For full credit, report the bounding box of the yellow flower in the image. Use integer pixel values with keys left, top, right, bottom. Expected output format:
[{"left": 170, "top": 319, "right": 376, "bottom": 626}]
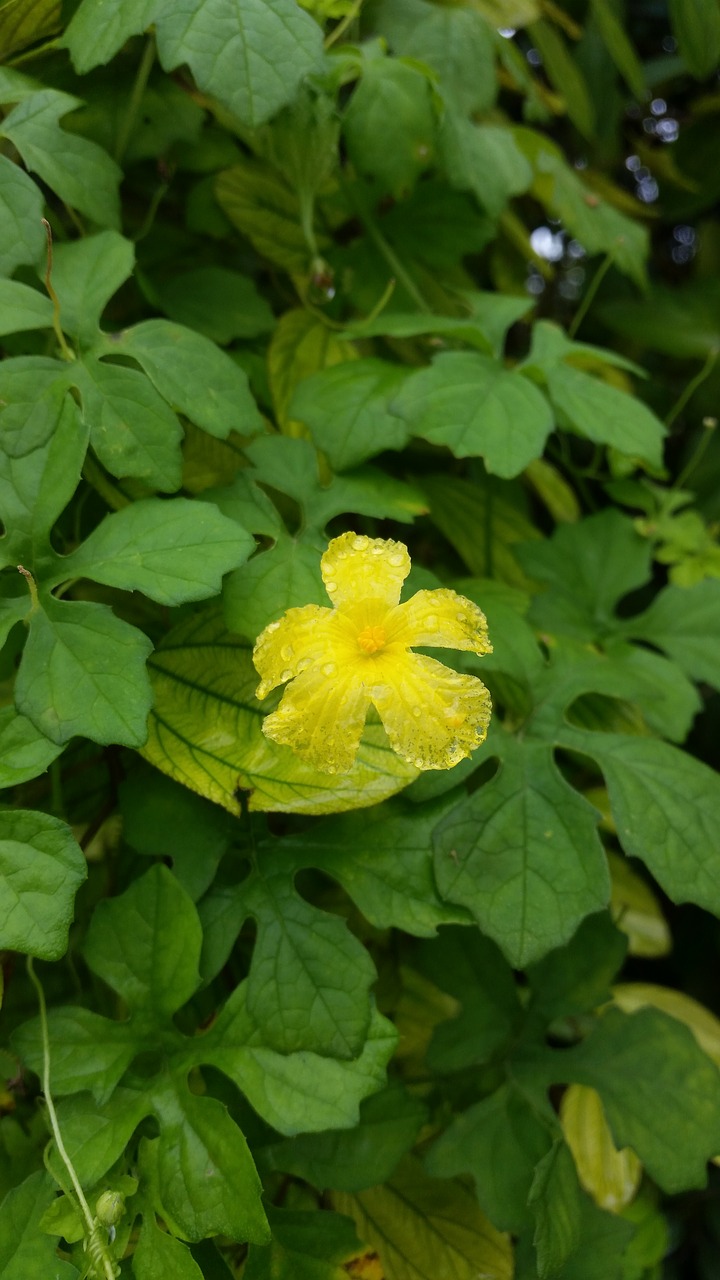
[{"left": 252, "top": 532, "right": 492, "bottom": 775}]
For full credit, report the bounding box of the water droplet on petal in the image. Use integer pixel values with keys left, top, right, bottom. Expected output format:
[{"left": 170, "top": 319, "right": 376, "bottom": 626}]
[
  {"left": 326, "top": 581, "right": 338, "bottom": 593},
  {"left": 352, "top": 535, "right": 369, "bottom": 550},
  {"left": 389, "top": 553, "right": 405, "bottom": 566},
  {"left": 412, "top": 706, "right": 422, "bottom": 717},
  {"left": 456, "top": 611, "right": 466, "bottom": 622},
  {"left": 266, "top": 621, "right": 281, "bottom": 633},
  {"left": 280, "top": 668, "right": 293, "bottom": 682},
  {"left": 371, "top": 545, "right": 384, "bottom": 555},
  {"left": 280, "top": 644, "right": 294, "bottom": 660},
  {"left": 323, "top": 662, "right": 336, "bottom": 676},
  {"left": 425, "top": 615, "right": 438, "bottom": 630},
  {"left": 297, "top": 657, "right": 312, "bottom": 672}
]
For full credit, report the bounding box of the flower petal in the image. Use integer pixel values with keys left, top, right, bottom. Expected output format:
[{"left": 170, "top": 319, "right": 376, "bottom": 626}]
[
  {"left": 386, "top": 588, "right": 492, "bottom": 657},
  {"left": 262, "top": 667, "right": 371, "bottom": 774},
  {"left": 321, "top": 532, "right": 411, "bottom": 609},
  {"left": 253, "top": 604, "right": 336, "bottom": 700},
  {"left": 370, "top": 653, "right": 492, "bottom": 770}
]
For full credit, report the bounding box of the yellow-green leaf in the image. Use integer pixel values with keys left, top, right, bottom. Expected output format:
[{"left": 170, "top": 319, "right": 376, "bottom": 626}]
[
  {"left": 612, "top": 983, "right": 720, "bottom": 1069},
  {"left": 560, "top": 1084, "right": 642, "bottom": 1213},
  {"left": 141, "top": 607, "right": 418, "bottom": 815},
  {"left": 267, "top": 308, "right": 358, "bottom": 434},
  {"left": 216, "top": 157, "right": 324, "bottom": 274},
  {"left": 0, "top": 0, "right": 61, "bottom": 60},
  {"left": 607, "top": 852, "right": 671, "bottom": 958},
  {"left": 333, "top": 1158, "right": 512, "bottom": 1280}
]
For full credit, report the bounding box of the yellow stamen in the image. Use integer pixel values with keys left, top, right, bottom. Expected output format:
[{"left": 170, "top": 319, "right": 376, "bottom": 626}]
[{"left": 357, "top": 624, "right": 386, "bottom": 655}]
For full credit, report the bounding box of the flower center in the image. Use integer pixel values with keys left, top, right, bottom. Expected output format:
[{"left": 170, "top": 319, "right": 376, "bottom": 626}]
[{"left": 357, "top": 624, "right": 387, "bottom": 655}]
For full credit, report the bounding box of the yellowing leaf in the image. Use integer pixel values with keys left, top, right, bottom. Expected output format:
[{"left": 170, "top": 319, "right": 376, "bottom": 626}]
[
  {"left": 612, "top": 983, "right": 720, "bottom": 1069},
  {"left": 333, "top": 1158, "right": 512, "bottom": 1280},
  {"left": 268, "top": 309, "right": 359, "bottom": 434},
  {"left": 216, "top": 157, "right": 319, "bottom": 273},
  {"left": 607, "top": 852, "right": 671, "bottom": 958},
  {"left": 393, "top": 966, "right": 460, "bottom": 1077},
  {"left": 560, "top": 1084, "right": 642, "bottom": 1213},
  {"left": 141, "top": 607, "right": 418, "bottom": 815}
]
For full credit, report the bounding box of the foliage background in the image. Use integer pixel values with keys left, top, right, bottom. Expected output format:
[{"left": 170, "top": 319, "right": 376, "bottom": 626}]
[{"left": 2, "top": 0, "right": 720, "bottom": 1276}]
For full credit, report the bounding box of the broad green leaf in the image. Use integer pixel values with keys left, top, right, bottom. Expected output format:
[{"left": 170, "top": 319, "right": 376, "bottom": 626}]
[
  {"left": 434, "top": 737, "right": 610, "bottom": 966},
  {"left": 261, "top": 1085, "right": 427, "bottom": 1192},
  {"left": 0, "top": 810, "right": 86, "bottom": 960},
  {"left": 284, "top": 800, "right": 470, "bottom": 937},
  {"left": 16, "top": 596, "right": 153, "bottom": 747},
  {"left": 53, "top": 497, "right": 254, "bottom": 605},
  {"left": 244, "top": 1209, "right": 359, "bottom": 1280},
  {"left": 515, "top": 1194, "right": 636, "bottom": 1280},
  {"left": 529, "top": 1141, "right": 584, "bottom": 1279},
  {"left": 232, "top": 859, "right": 376, "bottom": 1057},
  {"left": 526, "top": 913, "right": 627, "bottom": 1023},
  {"left": 155, "top": 0, "right": 324, "bottom": 128},
  {"left": 527, "top": 19, "right": 595, "bottom": 137},
  {"left": 291, "top": 359, "right": 409, "bottom": 470},
  {"left": 108, "top": 319, "right": 262, "bottom": 439},
  {"left": 623, "top": 579, "right": 720, "bottom": 689},
  {"left": 608, "top": 853, "right": 671, "bottom": 959},
  {"left": 73, "top": 357, "right": 183, "bottom": 491},
  {"left": 83, "top": 865, "right": 201, "bottom": 1019},
  {"left": 341, "top": 292, "right": 532, "bottom": 357},
  {"left": 0, "top": 706, "right": 62, "bottom": 788},
  {"left": 51, "top": 230, "right": 134, "bottom": 347},
  {"left": 440, "top": 114, "right": 533, "bottom": 218},
  {"left": 599, "top": 281, "right": 720, "bottom": 359},
  {"left": 151, "top": 1076, "right": 269, "bottom": 1243},
  {"left": 426, "top": 1084, "right": 554, "bottom": 1234},
  {"left": 564, "top": 1007, "right": 720, "bottom": 1193},
  {"left": 0, "top": 0, "right": 62, "bottom": 61},
  {"left": 333, "top": 1157, "right": 512, "bottom": 1280},
  {"left": 0, "top": 154, "right": 46, "bottom": 277},
  {"left": 668, "top": 0, "right": 720, "bottom": 79},
  {"left": 598, "top": 640, "right": 700, "bottom": 744},
  {"left": 421, "top": 927, "right": 522, "bottom": 1072},
  {"left": 0, "top": 280, "right": 52, "bottom": 335},
  {"left": 1, "top": 89, "right": 121, "bottom": 227},
  {"left": 142, "top": 607, "right": 418, "bottom": 815},
  {"left": 383, "top": 1, "right": 497, "bottom": 116},
  {"left": 378, "top": 182, "right": 495, "bottom": 272},
  {"left": 224, "top": 528, "right": 327, "bottom": 638},
  {"left": 562, "top": 729, "right": 720, "bottom": 917},
  {"left": 267, "top": 309, "right": 358, "bottom": 432},
  {"left": 589, "top": 0, "right": 646, "bottom": 99},
  {"left": 53, "top": 1088, "right": 150, "bottom": 1182},
  {"left": 196, "top": 988, "right": 397, "bottom": 1134},
  {"left": 216, "top": 159, "right": 312, "bottom": 274},
  {"left": 519, "top": 509, "right": 652, "bottom": 641},
  {"left": 612, "top": 983, "right": 720, "bottom": 1068},
  {"left": 133, "top": 1215, "right": 204, "bottom": 1280},
  {"left": 64, "top": 0, "right": 167, "bottom": 73},
  {"left": 154, "top": 265, "right": 274, "bottom": 344},
  {"left": 422, "top": 474, "right": 541, "bottom": 588},
  {"left": 560, "top": 1085, "right": 642, "bottom": 1214},
  {"left": 0, "top": 387, "right": 88, "bottom": 557},
  {"left": 0, "top": 1171, "right": 77, "bottom": 1280},
  {"left": 343, "top": 58, "right": 436, "bottom": 196},
  {"left": 529, "top": 362, "right": 665, "bottom": 468},
  {"left": 13, "top": 1007, "right": 137, "bottom": 1102},
  {"left": 393, "top": 352, "right": 553, "bottom": 478}
]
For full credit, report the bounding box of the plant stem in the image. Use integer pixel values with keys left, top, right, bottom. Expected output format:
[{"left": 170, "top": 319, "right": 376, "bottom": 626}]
[
  {"left": 664, "top": 348, "right": 720, "bottom": 430},
  {"left": 673, "top": 415, "right": 718, "bottom": 491},
  {"left": 325, "top": 0, "right": 364, "bottom": 49},
  {"left": 114, "top": 35, "right": 155, "bottom": 164},
  {"left": 41, "top": 219, "right": 74, "bottom": 362},
  {"left": 341, "top": 177, "right": 431, "bottom": 313},
  {"left": 568, "top": 250, "right": 614, "bottom": 340}
]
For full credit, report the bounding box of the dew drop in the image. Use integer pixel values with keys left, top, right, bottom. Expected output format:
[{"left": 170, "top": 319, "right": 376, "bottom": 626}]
[
  {"left": 297, "top": 657, "right": 312, "bottom": 672},
  {"left": 414, "top": 757, "right": 425, "bottom": 768},
  {"left": 280, "top": 644, "right": 294, "bottom": 660},
  {"left": 326, "top": 581, "right": 338, "bottom": 593},
  {"left": 425, "top": 615, "right": 438, "bottom": 630},
  {"left": 352, "top": 535, "right": 369, "bottom": 550},
  {"left": 389, "top": 552, "right": 405, "bottom": 567},
  {"left": 266, "top": 621, "right": 281, "bottom": 633},
  {"left": 323, "top": 662, "right": 337, "bottom": 676},
  {"left": 412, "top": 706, "right": 422, "bottom": 717},
  {"left": 280, "top": 668, "right": 293, "bottom": 682},
  {"left": 371, "top": 545, "right": 384, "bottom": 555}
]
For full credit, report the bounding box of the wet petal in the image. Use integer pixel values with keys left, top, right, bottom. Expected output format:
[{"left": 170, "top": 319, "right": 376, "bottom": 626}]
[
  {"left": 321, "top": 532, "right": 411, "bottom": 609},
  {"left": 262, "top": 666, "right": 371, "bottom": 774},
  {"left": 370, "top": 653, "right": 492, "bottom": 770},
  {"left": 253, "top": 604, "right": 336, "bottom": 700},
  {"left": 386, "top": 588, "right": 492, "bottom": 657}
]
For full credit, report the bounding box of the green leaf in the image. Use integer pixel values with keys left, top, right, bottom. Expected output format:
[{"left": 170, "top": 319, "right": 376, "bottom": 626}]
[
  {"left": 16, "top": 596, "right": 154, "bottom": 748},
  {"left": 244, "top": 1209, "right": 360, "bottom": 1280},
  {"left": 527, "top": 19, "right": 595, "bottom": 137},
  {"left": 519, "top": 509, "right": 652, "bottom": 641},
  {"left": 0, "top": 1171, "right": 77, "bottom": 1280},
  {"left": 53, "top": 497, "right": 254, "bottom": 605},
  {"left": 197, "top": 989, "right": 396, "bottom": 1135},
  {"left": 215, "top": 158, "right": 311, "bottom": 274},
  {"left": 261, "top": 1084, "right": 427, "bottom": 1192},
  {"left": 387, "top": 3, "right": 497, "bottom": 116},
  {"left": 344, "top": 58, "right": 436, "bottom": 196},
  {"left": 142, "top": 608, "right": 418, "bottom": 815},
  {"left": 1, "top": 89, "right": 121, "bottom": 227},
  {"left": 440, "top": 114, "right": 533, "bottom": 218},
  {"left": 0, "top": 280, "right": 52, "bottom": 336},
  {"left": 108, "top": 318, "right": 262, "bottom": 439},
  {"left": 341, "top": 292, "right": 531, "bottom": 357},
  {"left": 623, "top": 579, "right": 720, "bottom": 689},
  {"left": 527, "top": 363, "right": 665, "bottom": 469},
  {"left": 426, "top": 1084, "right": 553, "bottom": 1234},
  {"left": 53, "top": 1088, "right": 150, "bottom": 1182},
  {"left": 154, "top": 265, "right": 274, "bottom": 344},
  {"left": 83, "top": 865, "right": 201, "bottom": 1019},
  {"left": 133, "top": 1215, "right": 204, "bottom": 1280},
  {"left": 51, "top": 230, "right": 134, "bottom": 347},
  {"left": 589, "top": 0, "right": 646, "bottom": 99},
  {"left": 420, "top": 927, "right": 522, "bottom": 1072},
  {"left": 434, "top": 737, "right": 609, "bottom": 966},
  {"left": 151, "top": 1076, "right": 269, "bottom": 1243},
  {"left": 0, "top": 810, "right": 86, "bottom": 960},
  {"left": 526, "top": 913, "right": 627, "bottom": 1023},
  {"left": 564, "top": 1007, "right": 720, "bottom": 1193},
  {"left": 64, "top": 0, "right": 166, "bottom": 73},
  {"left": 422, "top": 474, "right": 541, "bottom": 588},
  {"left": 333, "top": 1157, "right": 513, "bottom": 1280},
  {"left": 223, "top": 527, "right": 327, "bottom": 639},
  {"left": 0, "top": 154, "right": 46, "bottom": 277},
  {"left": 393, "top": 352, "right": 553, "bottom": 478},
  {"left": 291, "top": 359, "right": 409, "bottom": 471},
  {"left": 74, "top": 357, "right": 183, "bottom": 491},
  {"left": 0, "top": 706, "right": 62, "bottom": 789},
  {"left": 14, "top": 1007, "right": 137, "bottom": 1102},
  {"left": 668, "top": 0, "right": 720, "bottom": 80},
  {"left": 155, "top": 0, "right": 324, "bottom": 128},
  {"left": 561, "top": 729, "right": 720, "bottom": 918},
  {"left": 0, "top": 0, "right": 62, "bottom": 62},
  {"left": 232, "top": 858, "right": 376, "bottom": 1057},
  {"left": 529, "top": 1141, "right": 584, "bottom": 1279}
]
